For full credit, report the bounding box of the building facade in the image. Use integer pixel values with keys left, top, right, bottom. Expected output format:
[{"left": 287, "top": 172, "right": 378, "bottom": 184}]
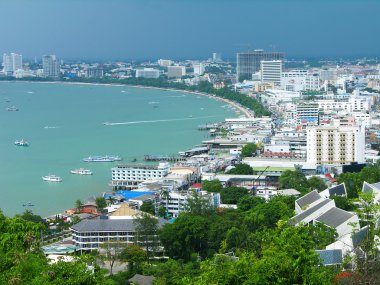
[
  {"left": 135, "top": 68, "right": 160, "bottom": 79},
  {"left": 111, "top": 163, "right": 170, "bottom": 190},
  {"left": 42, "top": 55, "right": 60, "bottom": 79},
  {"left": 306, "top": 125, "right": 365, "bottom": 165},
  {"left": 85, "top": 67, "right": 104, "bottom": 78},
  {"left": 167, "top": 66, "right": 186, "bottom": 78},
  {"left": 236, "top": 49, "right": 284, "bottom": 80},
  {"left": 261, "top": 60, "right": 282, "bottom": 84},
  {"left": 2, "top": 53, "right": 22, "bottom": 76},
  {"left": 296, "top": 102, "right": 319, "bottom": 125}
]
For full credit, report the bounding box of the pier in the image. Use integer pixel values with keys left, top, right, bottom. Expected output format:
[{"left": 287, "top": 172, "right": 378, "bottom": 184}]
[
  {"left": 144, "top": 155, "right": 186, "bottom": 162},
  {"left": 198, "top": 123, "right": 220, "bottom": 130}
]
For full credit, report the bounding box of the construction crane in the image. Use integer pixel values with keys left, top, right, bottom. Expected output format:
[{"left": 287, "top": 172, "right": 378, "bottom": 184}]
[{"left": 251, "top": 166, "right": 270, "bottom": 195}]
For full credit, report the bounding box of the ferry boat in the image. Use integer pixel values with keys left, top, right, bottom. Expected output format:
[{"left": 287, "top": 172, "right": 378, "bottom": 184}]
[
  {"left": 42, "top": 175, "right": 62, "bottom": 182},
  {"left": 83, "top": 155, "right": 122, "bottom": 162},
  {"left": 14, "top": 139, "right": 29, "bottom": 146},
  {"left": 71, "top": 168, "right": 93, "bottom": 175},
  {"left": 7, "top": 106, "right": 19, "bottom": 111}
]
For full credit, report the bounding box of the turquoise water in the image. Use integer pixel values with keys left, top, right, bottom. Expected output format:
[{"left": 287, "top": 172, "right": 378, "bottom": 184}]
[{"left": 0, "top": 82, "right": 235, "bottom": 217}]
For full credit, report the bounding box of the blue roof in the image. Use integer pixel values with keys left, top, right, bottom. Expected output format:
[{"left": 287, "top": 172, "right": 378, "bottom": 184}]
[
  {"left": 316, "top": 249, "right": 343, "bottom": 265},
  {"left": 116, "top": 190, "right": 154, "bottom": 200}
]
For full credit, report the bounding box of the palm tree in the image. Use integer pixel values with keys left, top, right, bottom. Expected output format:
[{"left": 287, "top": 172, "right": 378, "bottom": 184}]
[
  {"left": 75, "top": 199, "right": 83, "bottom": 213},
  {"left": 106, "top": 196, "right": 117, "bottom": 206},
  {"left": 159, "top": 189, "right": 170, "bottom": 218}
]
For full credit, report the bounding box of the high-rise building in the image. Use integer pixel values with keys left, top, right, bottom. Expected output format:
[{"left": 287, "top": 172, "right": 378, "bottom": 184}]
[
  {"left": 158, "top": 59, "right": 173, "bottom": 67},
  {"left": 135, "top": 68, "right": 160, "bottom": 79},
  {"left": 212, "top": 52, "right": 222, "bottom": 62},
  {"left": 296, "top": 101, "right": 319, "bottom": 126},
  {"left": 167, "top": 66, "right": 186, "bottom": 78},
  {"left": 306, "top": 125, "right": 365, "bottom": 165},
  {"left": 85, "top": 66, "right": 104, "bottom": 78},
  {"left": 236, "top": 49, "right": 284, "bottom": 81},
  {"left": 261, "top": 60, "right": 282, "bottom": 84},
  {"left": 281, "top": 70, "right": 320, "bottom": 91},
  {"left": 193, "top": 63, "right": 205, "bottom": 75},
  {"left": 42, "top": 55, "right": 60, "bottom": 79},
  {"left": 2, "top": 53, "right": 23, "bottom": 76}
]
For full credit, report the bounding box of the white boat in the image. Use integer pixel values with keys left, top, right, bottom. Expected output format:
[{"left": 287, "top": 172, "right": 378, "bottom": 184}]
[
  {"left": 15, "top": 139, "right": 29, "bottom": 146},
  {"left": 7, "top": 106, "right": 19, "bottom": 111},
  {"left": 42, "top": 175, "right": 62, "bottom": 182},
  {"left": 83, "top": 155, "right": 122, "bottom": 162},
  {"left": 71, "top": 168, "right": 93, "bottom": 175}
]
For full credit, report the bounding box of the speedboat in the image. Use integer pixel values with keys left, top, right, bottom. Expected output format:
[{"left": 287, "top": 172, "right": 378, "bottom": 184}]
[
  {"left": 71, "top": 168, "right": 93, "bottom": 175},
  {"left": 42, "top": 175, "right": 62, "bottom": 182},
  {"left": 15, "top": 139, "right": 29, "bottom": 146},
  {"left": 22, "top": 202, "right": 35, "bottom": 207},
  {"left": 7, "top": 106, "right": 19, "bottom": 111}
]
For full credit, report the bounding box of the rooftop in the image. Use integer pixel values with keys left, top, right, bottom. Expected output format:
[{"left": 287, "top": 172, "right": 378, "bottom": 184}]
[
  {"left": 296, "top": 190, "right": 321, "bottom": 209},
  {"left": 315, "top": 207, "right": 354, "bottom": 228}
]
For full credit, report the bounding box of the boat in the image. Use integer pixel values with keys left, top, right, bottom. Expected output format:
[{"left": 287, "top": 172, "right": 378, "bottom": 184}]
[
  {"left": 7, "top": 106, "right": 19, "bottom": 111},
  {"left": 71, "top": 168, "right": 93, "bottom": 175},
  {"left": 83, "top": 155, "right": 122, "bottom": 162},
  {"left": 131, "top": 158, "right": 137, "bottom": 162},
  {"left": 22, "top": 202, "right": 34, "bottom": 207},
  {"left": 14, "top": 139, "right": 29, "bottom": 146},
  {"left": 42, "top": 175, "right": 62, "bottom": 182}
]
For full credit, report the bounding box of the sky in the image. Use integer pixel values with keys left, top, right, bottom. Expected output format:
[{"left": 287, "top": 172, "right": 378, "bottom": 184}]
[{"left": 0, "top": 0, "right": 379, "bottom": 61}]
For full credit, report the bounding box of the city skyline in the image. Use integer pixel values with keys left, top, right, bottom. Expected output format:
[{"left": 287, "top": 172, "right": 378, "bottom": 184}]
[{"left": 0, "top": 0, "right": 379, "bottom": 60}]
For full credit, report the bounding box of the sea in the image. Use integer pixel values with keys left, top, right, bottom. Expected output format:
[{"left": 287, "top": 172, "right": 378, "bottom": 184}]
[{"left": 0, "top": 81, "right": 237, "bottom": 217}]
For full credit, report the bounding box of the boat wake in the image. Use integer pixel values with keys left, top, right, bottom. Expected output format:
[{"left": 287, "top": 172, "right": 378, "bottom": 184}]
[
  {"left": 103, "top": 115, "right": 216, "bottom": 126},
  {"left": 44, "top": 126, "right": 60, "bottom": 129},
  {"left": 148, "top": 101, "right": 160, "bottom": 104},
  {"left": 167, "top": 95, "right": 186, "bottom": 98}
]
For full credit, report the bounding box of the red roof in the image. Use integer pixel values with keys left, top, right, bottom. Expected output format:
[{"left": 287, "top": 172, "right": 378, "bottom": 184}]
[{"left": 191, "top": 183, "right": 202, "bottom": 189}]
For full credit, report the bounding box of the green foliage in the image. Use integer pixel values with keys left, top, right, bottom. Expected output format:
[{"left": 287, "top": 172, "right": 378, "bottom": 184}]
[
  {"left": 157, "top": 206, "right": 166, "bottom": 218},
  {"left": 202, "top": 179, "right": 222, "bottom": 193},
  {"left": 240, "top": 143, "right": 257, "bottom": 158},
  {"left": 307, "top": 176, "right": 328, "bottom": 191},
  {"left": 183, "top": 190, "right": 215, "bottom": 216},
  {"left": 133, "top": 213, "right": 159, "bottom": 263},
  {"left": 95, "top": 197, "right": 107, "bottom": 210},
  {"left": 119, "top": 244, "right": 147, "bottom": 275},
  {"left": 332, "top": 196, "right": 355, "bottom": 211},
  {"left": 237, "top": 195, "right": 266, "bottom": 211},
  {"left": 75, "top": 199, "right": 83, "bottom": 213},
  {"left": 140, "top": 200, "right": 155, "bottom": 215},
  {"left": 17, "top": 209, "right": 45, "bottom": 224},
  {"left": 220, "top": 187, "right": 249, "bottom": 204},
  {"left": 279, "top": 170, "right": 309, "bottom": 194},
  {"left": 226, "top": 163, "right": 253, "bottom": 175}
]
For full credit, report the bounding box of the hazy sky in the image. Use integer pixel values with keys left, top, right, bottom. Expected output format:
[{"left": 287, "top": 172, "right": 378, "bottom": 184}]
[{"left": 0, "top": 0, "right": 379, "bottom": 60}]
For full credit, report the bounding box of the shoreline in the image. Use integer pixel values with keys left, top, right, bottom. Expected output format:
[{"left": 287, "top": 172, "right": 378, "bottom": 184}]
[{"left": 3, "top": 80, "right": 254, "bottom": 118}]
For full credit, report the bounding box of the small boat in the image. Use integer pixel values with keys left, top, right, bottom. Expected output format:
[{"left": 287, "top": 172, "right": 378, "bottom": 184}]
[
  {"left": 7, "top": 106, "right": 19, "bottom": 111},
  {"left": 15, "top": 139, "right": 29, "bottom": 146},
  {"left": 131, "top": 158, "right": 137, "bottom": 162},
  {"left": 23, "top": 202, "right": 34, "bottom": 207},
  {"left": 71, "top": 168, "right": 93, "bottom": 175},
  {"left": 42, "top": 175, "right": 62, "bottom": 182},
  {"left": 83, "top": 155, "right": 122, "bottom": 162}
]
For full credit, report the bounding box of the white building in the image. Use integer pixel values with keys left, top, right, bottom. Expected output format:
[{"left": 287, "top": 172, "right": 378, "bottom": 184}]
[
  {"left": 158, "top": 59, "right": 173, "bottom": 67},
  {"left": 111, "top": 163, "right": 170, "bottom": 190},
  {"left": 2, "top": 53, "right": 22, "bottom": 76},
  {"left": 317, "top": 96, "right": 371, "bottom": 113},
  {"left": 135, "top": 68, "right": 160, "bottom": 79},
  {"left": 42, "top": 55, "right": 60, "bottom": 78},
  {"left": 280, "top": 70, "right": 320, "bottom": 91},
  {"left": 193, "top": 62, "right": 205, "bottom": 75},
  {"left": 306, "top": 125, "right": 365, "bottom": 165},
  {"left": 167, "top": 66, "right": 186, "bottom": 78},
  {"left": 296, "top": 101, "right": 319, "bottom": 125},
  {"left": 261, "top": 60, "right": 282, "bottom": 84}
]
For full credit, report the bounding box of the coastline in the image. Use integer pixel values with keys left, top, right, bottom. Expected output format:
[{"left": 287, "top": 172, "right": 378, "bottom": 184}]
[{"left": 3, "top": 80, "right": 254, "bottom": 118}]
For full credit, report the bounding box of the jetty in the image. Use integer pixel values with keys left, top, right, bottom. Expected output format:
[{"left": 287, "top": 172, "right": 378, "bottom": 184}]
[
  {"left": 198, "top": 123, "right": 220, "bottom": 130},
  {"left": 144, "top": 155, "right": 186, "bottom": 162}
]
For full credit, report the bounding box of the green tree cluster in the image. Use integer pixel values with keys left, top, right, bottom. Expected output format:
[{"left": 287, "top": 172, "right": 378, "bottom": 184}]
[
  {"left": 279, "top": 170, "right": 327, "bottom": 194},
  {"left": 226, "top": 163, "right": 253, "bottom": 175},
  {"left": 240, "top": 143, "right": 257, "bottom": 157}
]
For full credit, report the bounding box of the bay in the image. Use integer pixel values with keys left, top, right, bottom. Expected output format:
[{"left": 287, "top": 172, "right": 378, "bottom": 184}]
[{"left": 0, "top": 82, "right": 235, "bottom": 217}]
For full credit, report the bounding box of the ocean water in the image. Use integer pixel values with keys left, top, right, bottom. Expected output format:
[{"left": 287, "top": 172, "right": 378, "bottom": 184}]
[{"left": 0, "top": 82, "right": 236, "bottom": 217}]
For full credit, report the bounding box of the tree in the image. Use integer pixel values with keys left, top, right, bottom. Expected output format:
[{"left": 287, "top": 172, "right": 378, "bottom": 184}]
[
  {"left": 220, "top": 187, "right": 249, "bottom": 204},
  {"left": 307, "top": 176, "right": 328, "bottom": 191},
  {"left": 18, "top": 209, "right": 45, "bottom": 224},
  {"left": 237, "top": 196, "right": 265, "bottom": 211},
  {"left": 202, "top": 179, "right": 223, "bottom": 193},
  {"left": 140, "top": 200, "right": 155, "bottom": 215},
  {"left": 241, "top": 143, "right": 257, "bottom": 158},
  {"left": 157, "top": 206, "right": 166, "bottom": 218},
  {"left": 332, "top": 196, "right": 355, "bottom": 211},
  {"left": 279, "top": 170, "right": 309, "bottom": 194},
  {"left": 133, "top": 213, "right": 159, "bottom": 263},
  {"left": 120, "top": 244, "right": 147, "bottom": 274},
  {"left": 184, "top": 190, "right": 215, "bottom": 216},
  {"left": 75, "top": 199, "right": 83, "bottom": 213},
  {"left": 95, "top": 197, "right": 107, "bottom": 210},
  {"left": 100, "top": 241, "right": 127, "bottom": 275},
  {"left": 226, "top": 163, "right": 253, "bottom": 175}
]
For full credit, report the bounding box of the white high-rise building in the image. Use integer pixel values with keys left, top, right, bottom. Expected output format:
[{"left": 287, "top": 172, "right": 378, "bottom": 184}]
[
  {"left": 261, "top": 60, "right": 282, "bottom": 84},
  {"left": 306, "top": 125, "right": 365, "bottom": 165},
  {"left": 212, "top": 52, "right": 221, "bottom": 62},
  {"left": 281, "top": 70, "right": 320, "bottom": 91},
  {"left": 42, "top": 55, "right": 60, "bottom": 79},
  {"left": 2, "top": 53, "right": 23, "bottom": 76},
  {"left": 135, "top": 68, "right": 160, "bottom": 79},
  {"left": 158, "top": 59, "right": 173, "bottom": 67},
  {"left": 193, "top": 63, "right": 205, "bottom": 75},
  {"left": 167, "top": 66, "right": 186, "bottom": 78}
]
